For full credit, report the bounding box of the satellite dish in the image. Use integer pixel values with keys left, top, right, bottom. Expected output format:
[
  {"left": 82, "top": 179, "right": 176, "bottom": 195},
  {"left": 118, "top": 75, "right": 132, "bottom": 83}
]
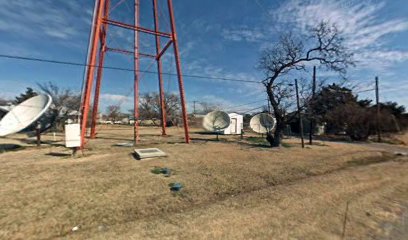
[
  {"left": 0, "top": 94, "right": 52, "bottom": 137},
  {"left": 0, "top": 105, "right": 10, "bottom": 112},
  {"left": 0, "top": 106, "right": 9, "bottom": 120},
  {"left": 203, "top": 111, "right": 230, "bottom": 132},
  {"left": 250, "top": 113, "right": 276, "bottom": 133}
]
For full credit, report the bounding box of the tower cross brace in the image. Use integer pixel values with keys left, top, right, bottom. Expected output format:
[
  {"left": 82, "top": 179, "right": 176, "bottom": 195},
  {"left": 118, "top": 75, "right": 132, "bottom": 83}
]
[{"left": 80, "top": 0, "right": 190, "bottom": 148}]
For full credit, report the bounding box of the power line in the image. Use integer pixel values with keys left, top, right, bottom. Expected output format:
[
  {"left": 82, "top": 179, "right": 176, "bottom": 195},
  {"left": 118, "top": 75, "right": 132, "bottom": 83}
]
[
  {"left": 380, "top": 85, "right": 408, "bottom": 93},
  {"left": 228, "top": 99, "right": 268, "bottom": 109},
  {"left": 355, "top": 88, "right": 375, "bottom": 94},
  {"left": 2, "top": 54, "right": 393, "bottom": 96},
  {"left": 241, "top": 106, "right": 265, "bottom": 113},
  {"left": 189, "top": 98, "right": 267, "bottom": 111},
  {"left": 0, "top": 53, "right": 262, "bottom": 84}
]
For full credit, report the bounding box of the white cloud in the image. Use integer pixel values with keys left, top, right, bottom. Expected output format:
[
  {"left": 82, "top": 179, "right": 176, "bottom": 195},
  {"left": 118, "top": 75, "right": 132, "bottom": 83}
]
[
  {"left": 99, "top": 93, "right": 132, "bottom": 114},
  {"left": 222, "top": 27, "right": 265, "bottom": 42},
  {"left": 355, "top": 50, "right": 408, "bottom": 69},
  {"left": 182, "top": 58, "right": 264, "bottom": 96},
  {"left": 199, "top": 95, "right": 234, "bottom": 108},
  {"left": 0, "top": 1, "right": 89, "bottom": 40},
  {"left": 100, "top": 93, "right": 130, "bottom": 102},
  {"left": 272, "top": 0, "right": 408, "bottom": 71}
]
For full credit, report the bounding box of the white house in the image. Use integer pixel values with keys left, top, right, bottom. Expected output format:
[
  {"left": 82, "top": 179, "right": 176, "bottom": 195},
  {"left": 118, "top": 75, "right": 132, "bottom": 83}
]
[{"left": 223, "top": 113, "right": 243, "bottom": 135}]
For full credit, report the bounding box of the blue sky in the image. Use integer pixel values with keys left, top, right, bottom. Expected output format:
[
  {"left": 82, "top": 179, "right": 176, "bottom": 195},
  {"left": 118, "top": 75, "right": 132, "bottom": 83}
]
[{"left": 0, "top": 0, "right": 407, "bottom": 113}]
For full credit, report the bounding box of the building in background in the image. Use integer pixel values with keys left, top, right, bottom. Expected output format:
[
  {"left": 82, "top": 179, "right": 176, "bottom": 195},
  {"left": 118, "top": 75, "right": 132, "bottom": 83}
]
[{"left": 224, "top": 113, "right": 243, "bottom": 135}]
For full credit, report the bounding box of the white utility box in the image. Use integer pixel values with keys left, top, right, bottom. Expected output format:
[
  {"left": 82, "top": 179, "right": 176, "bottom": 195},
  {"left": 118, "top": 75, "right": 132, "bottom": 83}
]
[{"left": 65, "top": 123, "right": 81, "bottom": 148}]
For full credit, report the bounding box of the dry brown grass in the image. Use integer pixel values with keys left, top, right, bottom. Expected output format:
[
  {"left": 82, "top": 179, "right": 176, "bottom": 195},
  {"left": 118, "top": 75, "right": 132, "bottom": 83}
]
[
  {"left": 393, "top": 131, "right": 408, "bottom": 145},
  {"left": 0, "top": 126, "right": 407, "bottom": 239}
]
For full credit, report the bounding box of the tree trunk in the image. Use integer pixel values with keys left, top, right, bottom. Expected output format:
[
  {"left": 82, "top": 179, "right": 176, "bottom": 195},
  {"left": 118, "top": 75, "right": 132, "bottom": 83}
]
[
  {"left": 266, "top": 120, "right": 283, "bottom": 147},
  {"left": 265, "top": 83, "right": 283, "bottom": 147}
]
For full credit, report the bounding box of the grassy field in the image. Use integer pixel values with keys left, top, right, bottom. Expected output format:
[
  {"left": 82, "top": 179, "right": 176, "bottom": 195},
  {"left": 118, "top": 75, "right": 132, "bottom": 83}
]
[{"left": 0, "top": 126, "right": 407, "bottom": 239}]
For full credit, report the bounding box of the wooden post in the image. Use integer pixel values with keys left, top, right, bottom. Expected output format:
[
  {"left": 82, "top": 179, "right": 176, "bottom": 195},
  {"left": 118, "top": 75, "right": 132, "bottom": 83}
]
[
  {"left": 295, "top": 79, "right": 305, "bottom": 148},
  {"left": 72, "top": 148, "right": 78, "bottom": 157},
  {"left": 309, "top": 66, "right": 316, "bottom": 145},
  {"left": 341, "top": 201, "right": 350, "bottom": 239},
  {"left": 193, "top": 101, "right": 197, "bottom": 115},
  {"left": 375, "top": 76, "right": 381, "bottom": 142},
  {"left": 36, "top": 121, "right": 41, "bottom": 147}
]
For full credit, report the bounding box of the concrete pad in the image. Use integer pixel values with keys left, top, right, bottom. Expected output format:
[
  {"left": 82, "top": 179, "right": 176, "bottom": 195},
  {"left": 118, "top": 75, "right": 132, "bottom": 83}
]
[
  {"left": 114, "top": 142, "right": 134, "bottom": 147},
  {"left": 134, "top": 148, "right": 166, "bottom": 159}
]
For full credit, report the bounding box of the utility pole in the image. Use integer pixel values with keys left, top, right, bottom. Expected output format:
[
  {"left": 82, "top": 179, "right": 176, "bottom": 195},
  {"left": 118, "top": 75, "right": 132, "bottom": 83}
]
[
  {"left": 309, "top": 66, "right": 316, "bottom": 145},
  {"left": 193, "top": 101, "right": 197, "bottom": 115},
  {"left": 375, "top": 76, "right": 381, "bottom": 142},
  {"left": 295, "top": 79, "right": 305, "bottom": 148}
]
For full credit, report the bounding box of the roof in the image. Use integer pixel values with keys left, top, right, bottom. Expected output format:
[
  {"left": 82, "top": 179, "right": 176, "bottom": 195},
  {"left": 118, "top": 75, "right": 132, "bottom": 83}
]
[{"left": 228, "top": 112, "right": 243, "bottom": 117}]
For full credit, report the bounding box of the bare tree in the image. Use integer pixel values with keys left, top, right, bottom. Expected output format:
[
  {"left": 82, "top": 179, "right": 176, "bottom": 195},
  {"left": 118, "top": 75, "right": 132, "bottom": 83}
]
[
  {"left": 38, "top": 82, "right": 81, "bottom": 130},
  {"left": 138, "top": 92, "right": 180, "bottom": 126},
  {"left": 199, "top": 102, "right": 218, "bottom": 114},
  {"left": 259, "top": 21, "right": 353, "bottom": 147},
  {"left": 163, "top": 93, "right": 181, "bottom": 126},
  {"left": 139, "top": 93, "right": 157, "bottom": 124},
  {"left": 106, "top": 105, "right": 121, "bottom": 122},
  {"left": 14, "top": 87, "right": 38, "bottom": 104}
]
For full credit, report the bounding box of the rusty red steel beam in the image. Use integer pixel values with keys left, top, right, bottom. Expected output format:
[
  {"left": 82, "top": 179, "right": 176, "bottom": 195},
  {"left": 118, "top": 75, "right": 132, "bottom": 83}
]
[
  {"left": 167, "top": 0, "right": 190, "bottom": 143},
  {"left": 140, "top": 52, "right": 157, "bottom": 58},
  {"left": 106, "top": 47, "right": 156, "bottom": 58},
  {"left": 80, "top": 0, "right": 106, "bottom": 149},
  {"left": 153, "top": 0, "right": 167, "bottom": 136},
  {"left": 133, "top": 0, "right": 141, "bottom": 144},
  {"left": 106, "top": 47, "right": 133, "bottom": 55},
  {"left": 90, "top": 0, "right": 111, "bottom": 139},
  {"left": 102, "top": 18, "right": 171, "bottom": 38},
  {"left": 156, "top": 39, "right": 173, "bottom": 60}
]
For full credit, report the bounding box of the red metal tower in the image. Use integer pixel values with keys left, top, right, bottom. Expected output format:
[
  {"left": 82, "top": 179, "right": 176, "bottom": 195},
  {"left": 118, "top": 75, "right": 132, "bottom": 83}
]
[{"left": 80, "top": 0, "right": 190, "bottom": 148}]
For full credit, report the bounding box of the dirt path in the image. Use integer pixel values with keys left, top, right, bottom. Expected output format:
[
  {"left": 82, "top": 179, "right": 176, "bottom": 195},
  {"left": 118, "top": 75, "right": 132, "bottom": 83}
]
[{"left": 357, "top": 142, "right": 408, "bottom": 154}]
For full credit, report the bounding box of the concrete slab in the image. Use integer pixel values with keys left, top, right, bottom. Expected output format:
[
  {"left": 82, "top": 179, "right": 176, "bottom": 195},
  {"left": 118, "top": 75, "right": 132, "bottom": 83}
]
[
  {"left": 114, "top": 142, "right": 134, "bottom": 147},
  {"left": 134, "top": 148, "right": 166, "bottom": 159}
]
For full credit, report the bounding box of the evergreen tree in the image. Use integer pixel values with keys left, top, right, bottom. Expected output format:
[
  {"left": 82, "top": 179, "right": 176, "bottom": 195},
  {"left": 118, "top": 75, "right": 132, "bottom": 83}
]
[{"left": 14, "top": 87, "right": 38, "bottom": 104}]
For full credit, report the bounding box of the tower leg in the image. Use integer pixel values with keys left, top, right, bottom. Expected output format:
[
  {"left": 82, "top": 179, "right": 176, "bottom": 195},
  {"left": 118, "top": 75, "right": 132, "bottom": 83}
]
[
  {"left": 153, "top": 0, "right": 167, "bottom": 136},
  {"left": 90, "top": 48, "right": 106, "bottom": 138},
  {"left": 80, "top": 0, "right": 106, "bottom": 149},
  {"left": 167, "top": 0, "right": 190, "bottom": 143},
  {"left": 90, "top": 0, "right": 110, "bottom": 139},
  {"left": 133, "top": 0, "right": 141, "bottom": 144}
]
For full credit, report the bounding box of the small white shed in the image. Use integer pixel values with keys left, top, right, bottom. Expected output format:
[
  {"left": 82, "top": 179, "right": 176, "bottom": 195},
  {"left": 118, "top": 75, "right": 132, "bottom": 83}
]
[{"left": 223, "top": 113, "right": 243, "bottom": 135}]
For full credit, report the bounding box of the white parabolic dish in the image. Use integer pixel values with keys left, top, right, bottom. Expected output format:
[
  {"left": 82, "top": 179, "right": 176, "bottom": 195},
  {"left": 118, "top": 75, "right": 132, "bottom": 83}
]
[
  {"left": 250, "top": 113, "right": 276, "bottom": 133},
  {"left": 203, "top": 111, "right": 231, "bottom": 131},
  {"left": 0, "top": 94, "right": 52, "bottom": 137}
]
